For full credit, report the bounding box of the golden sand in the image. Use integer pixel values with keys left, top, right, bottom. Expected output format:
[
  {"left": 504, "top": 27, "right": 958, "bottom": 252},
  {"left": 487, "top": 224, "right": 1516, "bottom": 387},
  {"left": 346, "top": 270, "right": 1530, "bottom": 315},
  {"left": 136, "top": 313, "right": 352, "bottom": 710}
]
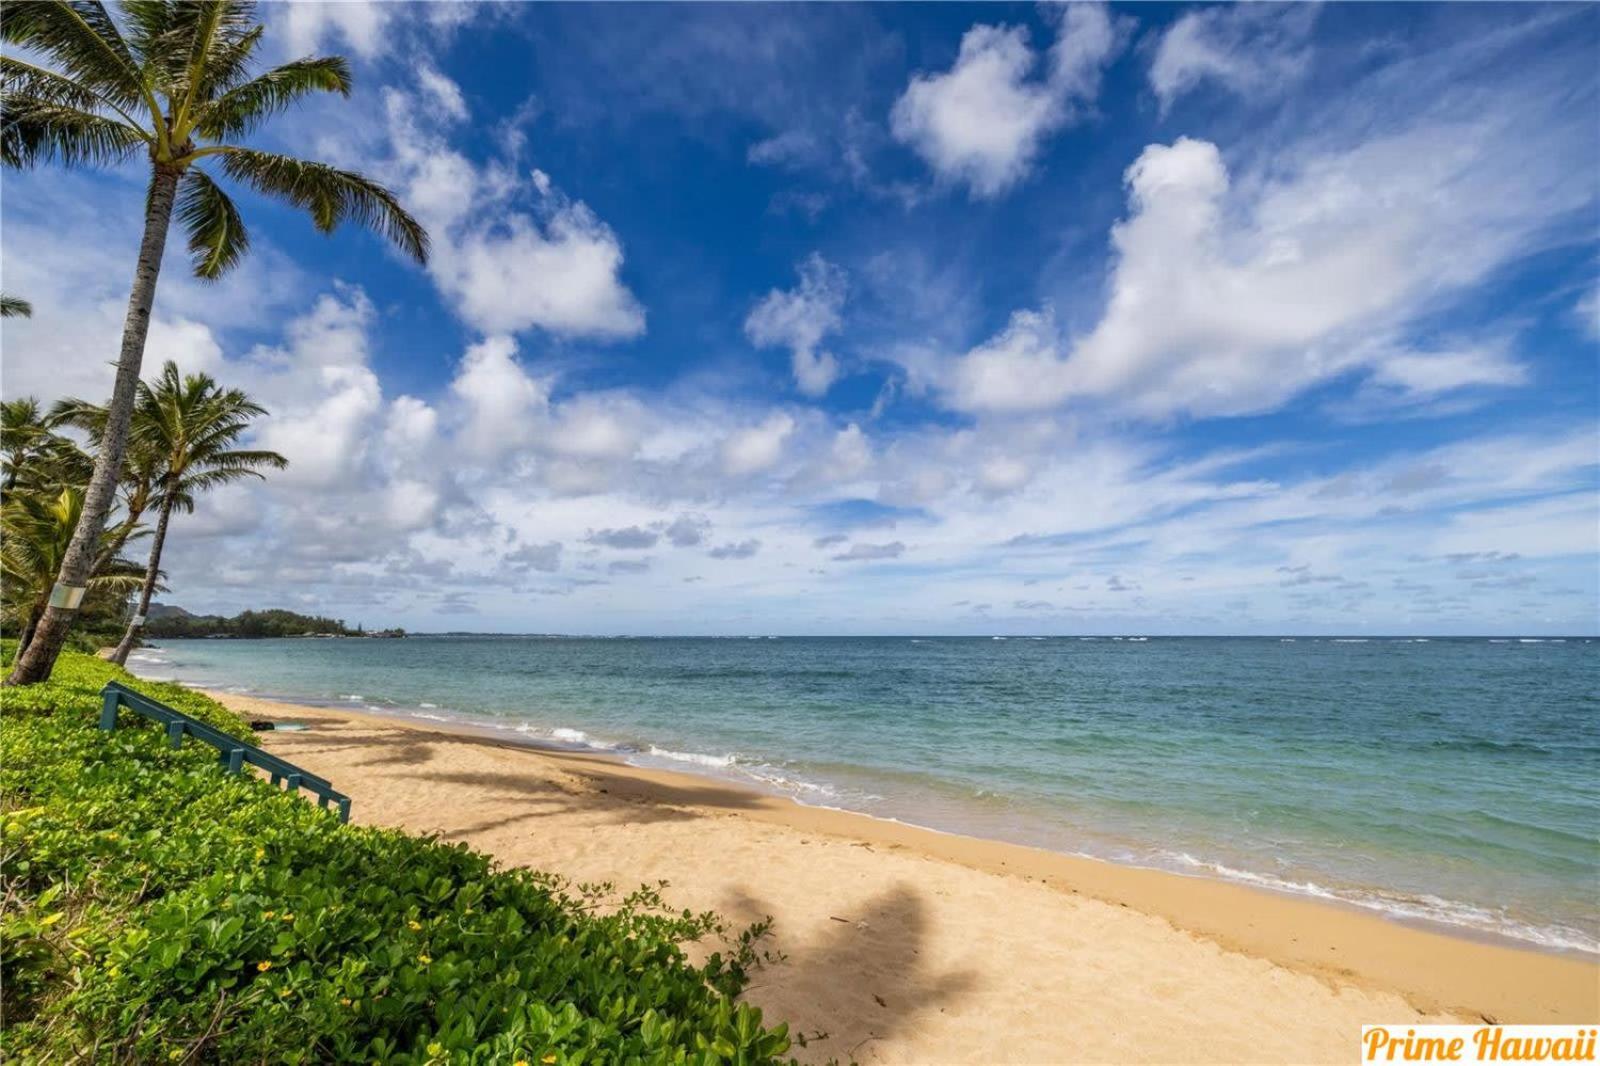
[{"left": 217, "top": 692, "right": 1599, "bottom": 1064}]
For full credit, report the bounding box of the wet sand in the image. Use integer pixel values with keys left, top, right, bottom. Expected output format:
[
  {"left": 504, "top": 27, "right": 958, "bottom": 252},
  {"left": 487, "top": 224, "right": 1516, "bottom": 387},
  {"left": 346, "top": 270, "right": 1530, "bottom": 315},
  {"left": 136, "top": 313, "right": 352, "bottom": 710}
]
[{"left": 217, "top": 692, "right": 1600, "bottom": 1064}]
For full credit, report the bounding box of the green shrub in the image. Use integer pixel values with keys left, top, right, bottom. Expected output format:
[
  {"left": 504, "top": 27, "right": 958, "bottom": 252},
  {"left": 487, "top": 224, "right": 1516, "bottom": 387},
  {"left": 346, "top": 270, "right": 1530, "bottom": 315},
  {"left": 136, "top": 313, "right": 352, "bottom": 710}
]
[{"left": 0, "top": 651, "right": 792, "bottom": 1064}]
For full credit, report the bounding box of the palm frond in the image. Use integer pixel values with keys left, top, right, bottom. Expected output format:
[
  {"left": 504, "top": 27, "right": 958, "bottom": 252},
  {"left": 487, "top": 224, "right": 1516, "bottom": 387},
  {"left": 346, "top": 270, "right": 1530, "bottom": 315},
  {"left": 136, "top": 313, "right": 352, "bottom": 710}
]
[
  {"left": 0, "top": 54, "right": 141, "bottom": 125},
  {"left": 2, "top": 97, "right": 145, "bottom": 169},
  {"left": 0, "top": 293, "right": 33, "bottom": 318},
  {"left": 176, "top": 166, "right": 249, "bottom": 279},
  {"left": 217, "top": 147, "right": 429, "bottom": 264},
  {"left": 1, "top": 1, "right": 148, "bottom": 113},
  {"left": 193, "top": 55, "right": 350, "bottom": 141}
]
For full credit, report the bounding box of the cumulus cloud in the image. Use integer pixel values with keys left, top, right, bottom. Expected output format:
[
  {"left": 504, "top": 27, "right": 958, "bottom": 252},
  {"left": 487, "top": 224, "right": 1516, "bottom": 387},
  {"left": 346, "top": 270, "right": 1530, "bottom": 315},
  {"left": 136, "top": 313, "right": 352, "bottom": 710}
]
[
  {"left": 721, "top": 413, "right": 796, "bottom": 477},
  {"left": 1148, "top": 4, "right": 1319, "bottom": 114},
  {"left": 708, "top": 539, "right": 762, "bottom": 560},
  {"left": 918, "top": 92, "right": 1581, "bottom": 418},
  {"left": 506, "top": 541, "right": 563, "bottom": 572},
  {"left": 832, "top": 541, "right": 906, "bottom": 562},
  {"left": 891, "top": 3, "right": 1125, "bottom": 197},
  {"left": 587, "top": 526, "right": 660, "bottom": 549},
  {"left": 745, "top": 254, "right": 848, "bottom": 395},
  {"left": 376, "top": 74, "right": 645, "bottom": 340},
  {"left": 663, "top": 513, "right": 713, "bottom": 547}
]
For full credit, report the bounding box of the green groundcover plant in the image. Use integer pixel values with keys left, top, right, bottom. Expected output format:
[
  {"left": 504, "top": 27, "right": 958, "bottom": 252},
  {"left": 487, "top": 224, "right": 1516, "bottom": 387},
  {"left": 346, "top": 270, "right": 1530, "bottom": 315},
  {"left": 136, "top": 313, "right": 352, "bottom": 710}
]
[{"left": 0, "top": 648, "right": 794, "bottom": 1064}]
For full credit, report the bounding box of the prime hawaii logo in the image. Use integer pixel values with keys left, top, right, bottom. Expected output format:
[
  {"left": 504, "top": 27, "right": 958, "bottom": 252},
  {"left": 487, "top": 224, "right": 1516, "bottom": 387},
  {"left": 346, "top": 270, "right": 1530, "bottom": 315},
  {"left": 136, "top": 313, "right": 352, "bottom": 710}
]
[{"left": 1363, "top": 1026, "right": 1598, "bottom": 1063}]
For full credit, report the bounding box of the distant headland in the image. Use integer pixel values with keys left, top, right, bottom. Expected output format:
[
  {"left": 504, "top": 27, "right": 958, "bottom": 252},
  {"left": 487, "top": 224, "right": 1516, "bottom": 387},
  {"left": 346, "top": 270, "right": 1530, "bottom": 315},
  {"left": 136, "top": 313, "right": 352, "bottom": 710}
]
[{"left": 142, "top": 604, "right": 405, "bottom": 640}]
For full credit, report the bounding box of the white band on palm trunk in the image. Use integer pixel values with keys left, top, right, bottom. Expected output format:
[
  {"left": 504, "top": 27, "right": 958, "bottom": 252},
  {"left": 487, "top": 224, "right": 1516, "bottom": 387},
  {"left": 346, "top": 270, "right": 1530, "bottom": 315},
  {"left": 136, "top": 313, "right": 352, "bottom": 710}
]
[{"left": 48, "top": 583, "right": 87, "bottom": 610}]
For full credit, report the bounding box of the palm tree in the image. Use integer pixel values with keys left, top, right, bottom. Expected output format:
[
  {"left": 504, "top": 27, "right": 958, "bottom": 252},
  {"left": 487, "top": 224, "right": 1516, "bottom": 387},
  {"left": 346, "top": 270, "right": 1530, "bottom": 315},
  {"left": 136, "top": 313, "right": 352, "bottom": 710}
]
[
  {"left": 1, "top": 397, "right": 92, "bottom": 496},
  {"left": 51, "top": 394, "right": 167, "bottom": 566},
  {"left": 2, "top": 486, "right": 145, "bottom": 654},
  {"left": 104, "top": 362, "right": 286, "bottom": 665},
  {"left": 1, "top": 294, "right": 32, "bottom": 317},
  {"left": 2, "top": 1, "right": 428, "bottom": 685}
]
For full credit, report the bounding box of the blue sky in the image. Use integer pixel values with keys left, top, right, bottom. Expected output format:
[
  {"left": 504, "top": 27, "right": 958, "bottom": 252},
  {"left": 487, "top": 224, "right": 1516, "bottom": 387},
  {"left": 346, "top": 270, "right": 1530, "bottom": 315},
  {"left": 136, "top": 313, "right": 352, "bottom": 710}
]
[{"left": 3, "top": 1, "right": 1597, "bottom": 635}]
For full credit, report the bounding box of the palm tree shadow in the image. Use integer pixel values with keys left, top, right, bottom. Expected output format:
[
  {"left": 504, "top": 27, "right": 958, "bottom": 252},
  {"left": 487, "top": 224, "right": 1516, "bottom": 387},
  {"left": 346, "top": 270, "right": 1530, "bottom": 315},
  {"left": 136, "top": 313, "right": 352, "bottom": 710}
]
[{"left": 719, "top": 883, "right": 976, "bottom": 1063}]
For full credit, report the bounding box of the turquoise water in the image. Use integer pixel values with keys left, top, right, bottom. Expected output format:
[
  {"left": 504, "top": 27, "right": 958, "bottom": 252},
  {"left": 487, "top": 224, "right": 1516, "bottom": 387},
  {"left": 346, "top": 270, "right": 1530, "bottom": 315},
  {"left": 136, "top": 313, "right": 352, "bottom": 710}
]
[{"left": 128, "top": 635, "right": 1599, "bottom": 954}]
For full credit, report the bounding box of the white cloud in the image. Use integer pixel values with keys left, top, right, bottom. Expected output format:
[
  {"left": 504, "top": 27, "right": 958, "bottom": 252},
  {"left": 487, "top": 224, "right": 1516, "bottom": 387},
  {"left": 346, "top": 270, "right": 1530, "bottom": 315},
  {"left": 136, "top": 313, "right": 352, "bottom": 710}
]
[
  {"left": 708, "top": 539, "right": 762, "bottom": 560},
  {"left": 919, "top": 95, "right": 1582, "bottom": 418},
  {"left": 278, "top": 1, "right": 393, "bottom": 60},
  {"left": 745, "top": 254, "right": 847, "bottom": 395},
  {"left": 449, "top": 335, "right": 549, "bottom": 459},
  {"left": 1149, "top": 4, "right": 1319, "bottom": 114},
  {"left": 891, "top": 3, "right": 1124, "bottom": 197},
  {"left": 1366, "top": 346, "right": 1527, "bottom": 397},
  {"left": 376, "top": 76, "right": 645, "bottom": 340},
  {"left": 832, "top": 541, "right": 906, "bottom": 562},
  {"left": 721, "top": 413, "right": 796, "bottom": 477}
]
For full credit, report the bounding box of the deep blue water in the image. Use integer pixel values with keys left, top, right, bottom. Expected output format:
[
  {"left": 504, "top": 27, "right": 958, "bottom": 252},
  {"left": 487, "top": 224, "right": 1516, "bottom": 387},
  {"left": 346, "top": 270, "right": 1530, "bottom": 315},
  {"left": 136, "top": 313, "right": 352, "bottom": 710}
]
[{"left": 129, "top": 635, "right": 1600, "bottom": 954}]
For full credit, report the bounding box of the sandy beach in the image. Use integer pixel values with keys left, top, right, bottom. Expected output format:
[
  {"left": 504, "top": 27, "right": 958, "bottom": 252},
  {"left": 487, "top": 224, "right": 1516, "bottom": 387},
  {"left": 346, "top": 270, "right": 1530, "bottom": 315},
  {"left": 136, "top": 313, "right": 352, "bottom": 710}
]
[{"left": 217, "top": 692, "right": 1599, "bottom": 1064}]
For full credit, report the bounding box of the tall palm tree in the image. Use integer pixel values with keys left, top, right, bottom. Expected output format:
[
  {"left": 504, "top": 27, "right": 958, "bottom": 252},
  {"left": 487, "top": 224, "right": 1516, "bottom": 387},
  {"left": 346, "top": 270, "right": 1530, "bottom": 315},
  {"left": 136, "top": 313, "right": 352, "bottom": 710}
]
[
  {"left": 104, "top": 362, "right": 286, "bottom": 665},
  {"left": 2, "top": 1, "right": 428, "bottom": 685},
  {"left": 2, "top": 486, "right": 145, "bottom": 654}
]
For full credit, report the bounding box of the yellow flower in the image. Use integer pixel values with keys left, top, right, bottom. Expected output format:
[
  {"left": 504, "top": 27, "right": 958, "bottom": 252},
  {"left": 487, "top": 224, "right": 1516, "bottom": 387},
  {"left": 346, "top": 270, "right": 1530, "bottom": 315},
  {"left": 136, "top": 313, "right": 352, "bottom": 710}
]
[
  {"left": 278, "top": 988, "right": 291, "bottom": 998},
  {"left": 542, "top": 1056, "right": 558, "bottom": 1065},
  {"left": 514, "top": 1060, "right": 529, "bottom": 1066},
  {"left": 417, "top": 954, "right": 431, "bottom": 965},
  {"left": 262, "top": 910, "right": 275, "bottom": 919},
  {"left": 256, "top": 961, "right": 272, "bottom": 972},
  {"left": 280, "top": 914, "right": 294, "bottom": 922},
  {"left": 408, "top": 920, "right": 422, "bottom": 931},
  {"left": 339, "top": 997, "right": 353, "bottom": 1007},
  {"left": 254, "top": 847, "right": 266, "bottom": 861}
]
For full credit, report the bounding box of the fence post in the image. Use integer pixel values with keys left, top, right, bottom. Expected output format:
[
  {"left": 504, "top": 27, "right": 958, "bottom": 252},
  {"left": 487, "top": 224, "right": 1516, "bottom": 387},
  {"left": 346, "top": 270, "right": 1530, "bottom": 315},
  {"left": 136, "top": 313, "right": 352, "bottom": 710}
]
[
  {"left": 99, "top": 690, "right": 120, "bottom": 731},
  {"left": 167, "top": 721, "right": 185, "bottom": 748}
]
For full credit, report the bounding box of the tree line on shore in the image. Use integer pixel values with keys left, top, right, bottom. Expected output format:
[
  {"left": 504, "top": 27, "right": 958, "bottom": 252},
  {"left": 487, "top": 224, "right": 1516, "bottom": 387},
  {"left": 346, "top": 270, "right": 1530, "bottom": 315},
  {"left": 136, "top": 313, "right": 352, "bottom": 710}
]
[
  {"left": 2, "top": 0, "right": 429, "bottom": 683},
  {"left": 142, "top": 606, "right": 406, "bottom": 640}
]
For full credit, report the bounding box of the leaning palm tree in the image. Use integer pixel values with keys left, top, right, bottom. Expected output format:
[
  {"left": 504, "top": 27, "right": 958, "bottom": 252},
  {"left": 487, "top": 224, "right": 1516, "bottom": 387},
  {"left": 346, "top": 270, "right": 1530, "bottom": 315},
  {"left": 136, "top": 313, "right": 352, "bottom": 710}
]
[
  {"left": 2, "top": 1, "right": 428, "bottom": 684},
  {"left": 2, "top": 486, "right": 145, "bottom": 654},
  {"left": 105, "top": 362, "right": 286, "bottom": 665}
]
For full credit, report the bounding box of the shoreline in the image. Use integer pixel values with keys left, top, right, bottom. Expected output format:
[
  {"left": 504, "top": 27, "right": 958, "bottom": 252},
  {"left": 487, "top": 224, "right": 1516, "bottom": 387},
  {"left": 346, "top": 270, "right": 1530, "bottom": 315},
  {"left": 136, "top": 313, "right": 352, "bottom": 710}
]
[
  {"left": 209, "top": 689, "right": 1599, "bottom": 1037},
  {"left": 201, "top": 681, "right": 1598, "bottom": 960}
]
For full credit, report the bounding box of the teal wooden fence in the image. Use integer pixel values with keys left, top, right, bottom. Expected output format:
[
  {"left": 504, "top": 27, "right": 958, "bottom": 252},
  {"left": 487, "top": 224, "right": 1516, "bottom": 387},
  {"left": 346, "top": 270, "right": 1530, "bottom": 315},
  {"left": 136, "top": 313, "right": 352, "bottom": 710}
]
[{"left": 98, "top": 681, "right": 351, "bottom": 823}]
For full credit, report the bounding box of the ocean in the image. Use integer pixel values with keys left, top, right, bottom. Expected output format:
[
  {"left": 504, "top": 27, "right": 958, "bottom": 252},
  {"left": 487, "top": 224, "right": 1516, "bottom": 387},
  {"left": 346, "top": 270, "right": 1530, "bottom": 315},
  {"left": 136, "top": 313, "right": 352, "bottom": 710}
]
[{"left": 126, "top": 634, "right": 1599, "bottom": 956}]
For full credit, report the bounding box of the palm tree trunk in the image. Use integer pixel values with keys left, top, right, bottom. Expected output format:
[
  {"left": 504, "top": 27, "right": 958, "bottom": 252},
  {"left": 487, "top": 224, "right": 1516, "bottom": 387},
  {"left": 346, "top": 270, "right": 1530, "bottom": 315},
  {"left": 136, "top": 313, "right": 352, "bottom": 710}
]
[
  {"left": 110, "top": 493, "right": 174, "bottom": 667},
  {"left": 17, "top": 606, "right": 43, "bottom": 658},
  {"left": 6, "top": 165, "right": 182, "bottom": 686}
]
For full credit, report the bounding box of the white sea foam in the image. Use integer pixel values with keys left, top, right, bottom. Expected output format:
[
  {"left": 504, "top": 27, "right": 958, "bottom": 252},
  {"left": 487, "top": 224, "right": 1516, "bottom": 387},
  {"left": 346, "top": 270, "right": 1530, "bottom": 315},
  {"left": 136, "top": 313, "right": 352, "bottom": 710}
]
[
  {"left": 419, "top": 702, "right": 438, "bottom": 709},
  {"left": 645, "top": 745, "right": 737, "bottom": 769},
  {"left": 1166, "top": 853, "right": 1599, "bottom": 955},
  {"left": 1332, "top": 638, "right": 1369, "bottom": 643}
]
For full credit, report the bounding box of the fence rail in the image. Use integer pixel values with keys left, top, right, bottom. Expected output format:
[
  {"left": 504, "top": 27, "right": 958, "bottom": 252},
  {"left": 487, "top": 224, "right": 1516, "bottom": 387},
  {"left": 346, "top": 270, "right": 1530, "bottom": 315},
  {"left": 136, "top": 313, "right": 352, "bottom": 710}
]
[{"left": 98, "top": 681, "right": 350, "bottom": 823}]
